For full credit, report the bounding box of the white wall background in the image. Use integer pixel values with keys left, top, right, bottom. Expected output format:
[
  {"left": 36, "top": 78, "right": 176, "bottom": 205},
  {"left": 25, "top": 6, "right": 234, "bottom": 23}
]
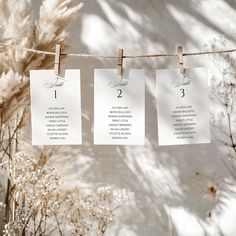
[{"left": 31, "top": 0, "right": 236, "bottom": 235}]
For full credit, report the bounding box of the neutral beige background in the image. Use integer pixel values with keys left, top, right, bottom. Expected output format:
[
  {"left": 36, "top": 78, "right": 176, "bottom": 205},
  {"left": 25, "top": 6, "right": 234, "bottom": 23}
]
[{"left": 30, "top": 1, "right": 236, "bottom": 235}]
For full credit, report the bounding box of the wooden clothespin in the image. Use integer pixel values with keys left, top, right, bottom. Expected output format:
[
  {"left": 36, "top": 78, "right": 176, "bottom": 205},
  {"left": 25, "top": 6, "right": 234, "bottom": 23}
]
[
  {"left": 54, "top": 44, "right": 61, "bottom": 75},
  {"left": 177, "top": 45, "right": 185, "bottom": 75},
  {"left": 117, "top": 48, "right": 124, "bottom": 76}
]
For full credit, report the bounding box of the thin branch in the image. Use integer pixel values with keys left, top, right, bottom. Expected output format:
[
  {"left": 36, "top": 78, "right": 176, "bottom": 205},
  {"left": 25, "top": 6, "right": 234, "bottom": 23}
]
[
  {"left": 225, "top": 105, "right": 236, "bottom": 153},
  {"left": 53, "top": 212, "right": 63, "bottom": 236}
]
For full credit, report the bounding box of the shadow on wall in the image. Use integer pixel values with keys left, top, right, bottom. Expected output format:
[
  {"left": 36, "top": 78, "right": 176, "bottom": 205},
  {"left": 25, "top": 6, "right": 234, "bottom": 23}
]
[{"left": 31, "top": 0, "right": 236, "bottom": 235}]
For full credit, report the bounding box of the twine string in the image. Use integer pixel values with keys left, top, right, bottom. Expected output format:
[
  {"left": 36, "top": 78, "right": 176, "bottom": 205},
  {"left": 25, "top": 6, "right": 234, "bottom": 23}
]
[{"left": 0, "top": 43, "right": 236, "bottom": 59}]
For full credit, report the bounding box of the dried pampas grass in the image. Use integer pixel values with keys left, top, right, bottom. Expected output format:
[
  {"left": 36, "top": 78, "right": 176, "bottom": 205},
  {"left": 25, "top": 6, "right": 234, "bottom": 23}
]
[
  {"left": 0, "top": 0, "right": 83, "bottom": 123},
  {"left": 0, "top": 0, "right": 83, "bottom": 75}
]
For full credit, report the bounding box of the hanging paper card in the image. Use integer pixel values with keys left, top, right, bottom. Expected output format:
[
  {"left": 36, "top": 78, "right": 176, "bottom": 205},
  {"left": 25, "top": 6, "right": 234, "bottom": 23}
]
[
  {"left": 156, "top": 68, "right": 210, "bottom": 146},
  {"left": 94, "top": 69, "right": 145, "bottom": 145},
  {"left": 30, "top": 70, "right": 82, "bottom": 145}
]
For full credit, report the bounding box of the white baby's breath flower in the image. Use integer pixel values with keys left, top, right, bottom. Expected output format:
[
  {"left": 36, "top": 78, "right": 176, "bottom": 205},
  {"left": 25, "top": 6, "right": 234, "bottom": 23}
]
[{"left": 0, "top": 202, "right": 6, "bottom": 210}]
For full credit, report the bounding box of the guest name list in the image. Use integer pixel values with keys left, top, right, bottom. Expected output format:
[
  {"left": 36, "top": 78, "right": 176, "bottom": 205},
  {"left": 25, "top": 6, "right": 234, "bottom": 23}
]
[
  {"left": 94, "top": 69, "right": 145, "bottom": 145},
  {"left": 30, "top": 70, "right": 82, "bottom": 145},
  {"left": 156, "top": 68, "right": 210, "bottom": 146}
]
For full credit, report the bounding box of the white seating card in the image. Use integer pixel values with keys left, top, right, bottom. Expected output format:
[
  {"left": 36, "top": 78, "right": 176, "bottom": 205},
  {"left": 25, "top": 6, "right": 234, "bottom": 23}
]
[
  {"left": 156, "top": 68, "right": 210, "bottom": 146},
  {"left": 30, "top": 70, "right": 82, "bottom": 145},
  {"left": 94, "top": 69, "right": 145, "bottom": 145}
]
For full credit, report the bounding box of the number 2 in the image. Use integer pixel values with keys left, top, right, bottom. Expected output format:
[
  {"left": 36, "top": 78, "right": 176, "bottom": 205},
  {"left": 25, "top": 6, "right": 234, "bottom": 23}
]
[
  {"left": 180, "top": 88, "right": 185, "bottom": 98},
  {"left": 117, "top": 89, "right": 122, "bottom": 98}
]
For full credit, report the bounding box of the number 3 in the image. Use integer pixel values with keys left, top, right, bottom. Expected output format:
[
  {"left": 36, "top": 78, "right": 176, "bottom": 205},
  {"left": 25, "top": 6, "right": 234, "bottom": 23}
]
[
  {"left": 117, "top": 89, "right": 122, "bottom": 98},
  {"left": 180, "top": 88, "right": 185, "bottom": 98}
]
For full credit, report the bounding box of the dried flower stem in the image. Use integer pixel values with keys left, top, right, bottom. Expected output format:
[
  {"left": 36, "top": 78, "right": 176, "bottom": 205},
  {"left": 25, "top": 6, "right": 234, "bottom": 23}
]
[{"left": 226, "top": 108, "right": 236, "bottom": 153}]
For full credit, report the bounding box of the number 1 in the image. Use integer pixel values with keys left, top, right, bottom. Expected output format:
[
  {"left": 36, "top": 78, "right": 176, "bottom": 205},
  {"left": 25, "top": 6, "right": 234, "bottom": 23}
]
[{"left": 54, "top": 90, "right": 57, "bottom": 99}]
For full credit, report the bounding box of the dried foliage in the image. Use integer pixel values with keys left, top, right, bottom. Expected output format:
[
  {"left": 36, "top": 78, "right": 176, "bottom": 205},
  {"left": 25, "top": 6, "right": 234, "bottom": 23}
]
[
  {"left": 1, "top": 152, "right": 133, "bottom": 236},
  {"left": 0, "top": 0, "right": 83, "bottom": 75},
  {"left": 208, "top": 36, "right": 236, "bottom": 177},
  {"left": 0, "top": 0, "right": 83, "bottom": 121}
]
